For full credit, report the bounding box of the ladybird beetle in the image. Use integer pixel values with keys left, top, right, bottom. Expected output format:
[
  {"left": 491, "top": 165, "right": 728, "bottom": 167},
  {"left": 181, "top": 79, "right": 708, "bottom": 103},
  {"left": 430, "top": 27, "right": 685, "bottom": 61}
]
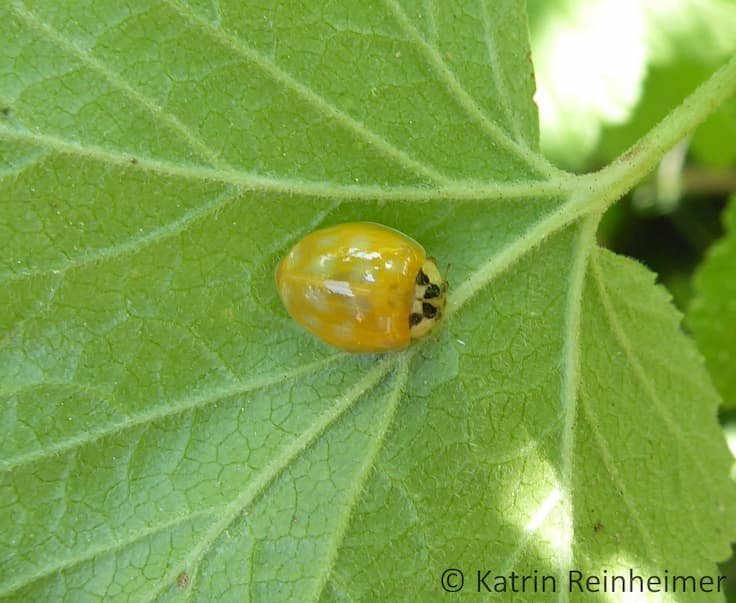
[{"left": 276, "top": 222, "right": 447, "bottom": 352}]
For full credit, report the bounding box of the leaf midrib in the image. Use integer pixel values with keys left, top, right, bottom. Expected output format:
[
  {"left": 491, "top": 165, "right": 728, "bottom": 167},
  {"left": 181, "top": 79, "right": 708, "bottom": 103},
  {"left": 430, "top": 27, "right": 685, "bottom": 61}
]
[{"left": 9, "top": 0, "right": 558, "bottom": 186}]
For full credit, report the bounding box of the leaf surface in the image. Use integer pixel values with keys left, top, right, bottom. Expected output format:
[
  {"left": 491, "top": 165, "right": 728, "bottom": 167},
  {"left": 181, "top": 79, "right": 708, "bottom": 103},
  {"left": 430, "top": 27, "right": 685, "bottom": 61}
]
[{"left": 1, "top": 2, "right": 735, "bottom": 601}]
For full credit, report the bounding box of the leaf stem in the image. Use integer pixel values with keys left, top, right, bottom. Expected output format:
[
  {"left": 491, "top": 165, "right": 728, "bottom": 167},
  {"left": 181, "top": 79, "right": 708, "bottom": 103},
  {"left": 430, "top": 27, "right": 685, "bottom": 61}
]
[{"left": 583, "top": 53, "right": 736, "bottom": 213}]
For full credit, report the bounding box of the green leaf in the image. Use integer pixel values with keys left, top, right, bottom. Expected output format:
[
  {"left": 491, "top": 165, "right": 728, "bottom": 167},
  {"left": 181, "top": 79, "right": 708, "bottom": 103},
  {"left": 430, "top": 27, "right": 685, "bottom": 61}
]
[
  {"left": 1, "top": 2, "right": 735, "bottom": 602},
  {"left": 689, "top": 196, "right": 736, "bottom": 410}
]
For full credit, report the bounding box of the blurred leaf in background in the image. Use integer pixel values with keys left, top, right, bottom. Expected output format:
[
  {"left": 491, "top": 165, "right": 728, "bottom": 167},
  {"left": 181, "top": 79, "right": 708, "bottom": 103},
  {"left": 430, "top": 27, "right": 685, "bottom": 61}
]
[
  {"left": 689, "top": 196, "right": 736, "bottom": 411},
  {"left": 528, "top": 0, "right": 736, "bottom": 171}
]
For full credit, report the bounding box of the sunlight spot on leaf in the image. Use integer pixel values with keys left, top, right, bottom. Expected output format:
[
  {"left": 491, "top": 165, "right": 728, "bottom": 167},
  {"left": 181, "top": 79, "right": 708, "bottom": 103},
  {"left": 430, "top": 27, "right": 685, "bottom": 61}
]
[{"left": 524, "top": 485, "right": 562, "bottom": 534}]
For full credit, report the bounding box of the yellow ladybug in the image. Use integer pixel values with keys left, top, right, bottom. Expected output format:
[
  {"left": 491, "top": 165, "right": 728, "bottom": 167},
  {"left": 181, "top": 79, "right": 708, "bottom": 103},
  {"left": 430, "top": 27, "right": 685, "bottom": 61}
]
[{"left": 276, "top": 222, "right": 447, "bottom": 352}]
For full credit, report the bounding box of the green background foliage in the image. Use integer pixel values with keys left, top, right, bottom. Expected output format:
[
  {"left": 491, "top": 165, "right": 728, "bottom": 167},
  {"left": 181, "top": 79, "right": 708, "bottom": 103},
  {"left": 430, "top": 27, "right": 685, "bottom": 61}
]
[
  {"left": 690, "top": 197, "right": 736, "bottom": 411},
  {"left": 1, "top": 1, "right": 735, "bottom": 601},
  {"left": 527, "top": 0, "right": 736, "bottom": 169}
]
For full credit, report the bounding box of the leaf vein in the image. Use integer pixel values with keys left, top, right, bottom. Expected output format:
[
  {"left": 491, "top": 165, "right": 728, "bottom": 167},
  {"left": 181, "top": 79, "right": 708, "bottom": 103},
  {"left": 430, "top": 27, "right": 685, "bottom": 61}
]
[
  {"left": 11, "top": 1, "right": 227, "bottom": 169},
  {"left": 447, "top": 194, "right": 588, "bottom": 318},
  {"left": 382, "top": 0, "right": 562, "bottom": 179},
  {"left": 0, "top": 148, "right": 50, "bottom": 180},
  {"left": 589, "top": 250, "right": 717, "bottom": 498},
  {"left": 0, "top": 125, "right": 573, "bottom": 209},
  {"left": 0, "top": 508, "right": 219, "bottom": 598},
  {"left": 0, "top": 186, "right": 241, "bottom": 284},
  {"left": 314, "top": 357, "right": 410, "bottom": 602},
  {"left": 0, "top": 355, "right": 344, "bottom": 473},
  {"left": 162, "top": 0, "right": 453, "bottom": 184},
  {"left": 578, "top": 391, "right": 658, "bottom": 557},
  {"left": 479, "top": 0, "right": 525, "bottom": 144},
  {"left": 148, "top": 355, "right": 398, "bottom": 599},
  {"left": 555, "top": 214, "right": 597, "bottom": 603}
]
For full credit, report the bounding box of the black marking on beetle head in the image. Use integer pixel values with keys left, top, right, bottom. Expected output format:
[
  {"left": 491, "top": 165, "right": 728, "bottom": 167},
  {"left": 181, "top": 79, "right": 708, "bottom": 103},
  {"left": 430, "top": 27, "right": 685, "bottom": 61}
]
[
  {"left": 423, "top": 283, "right": 440, "bottom": 299},
  {"left": 416, "top": 269, "right": 429, "bottom": 285},
  {"left": 409, "top": 312, "right": 423, "bottom": 327},
  {"left": 422, "top": 303, "right": 438, "bottom": 319}
]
